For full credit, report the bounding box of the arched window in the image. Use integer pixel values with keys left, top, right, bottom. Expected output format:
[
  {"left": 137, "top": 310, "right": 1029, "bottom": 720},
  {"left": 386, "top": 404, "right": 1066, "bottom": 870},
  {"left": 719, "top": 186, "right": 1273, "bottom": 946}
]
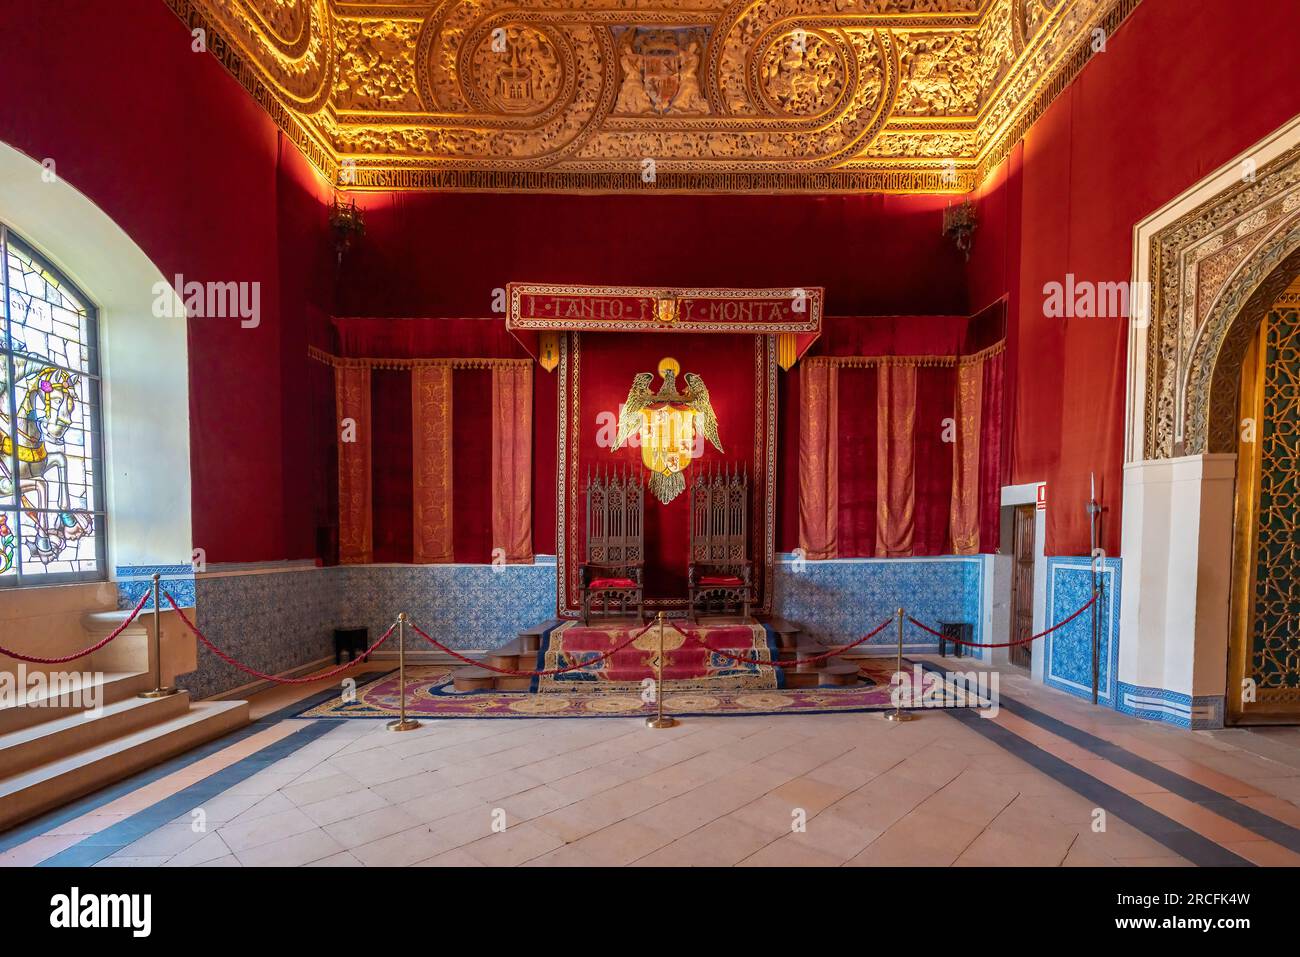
[{"left": 0, "top": 224, "right": 105, "bottom": 584}]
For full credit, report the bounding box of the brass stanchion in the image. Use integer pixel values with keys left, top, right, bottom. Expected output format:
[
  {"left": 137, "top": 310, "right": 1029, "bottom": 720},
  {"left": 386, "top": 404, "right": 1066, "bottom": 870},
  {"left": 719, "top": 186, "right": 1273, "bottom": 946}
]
[
  {"left": 139, "top": 573, "right": 179, "bottom": 698},
  {"left": 885, "top": 606, "right": 916, "bottom": 722},
  {"left": 646, "top": 611, "right": 678, "bottom": 729},
  {"left": 387, "top": 612, "right": 421, "bottom": 732}
]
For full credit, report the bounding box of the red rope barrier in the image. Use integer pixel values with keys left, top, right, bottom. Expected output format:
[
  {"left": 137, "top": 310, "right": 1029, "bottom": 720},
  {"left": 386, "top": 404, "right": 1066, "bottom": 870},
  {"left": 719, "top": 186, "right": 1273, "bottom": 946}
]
[
  {"left": 907, "top": 593, "right": 1099, "bottom": 649},
  {"left": 408, "top": 620, "right": 656, "bottom": 677},
  {"left": 165, "top": 592, "right": 396, "bottom": 684},
  {"left": 0, "top": 590, "right": 150, "bottom": 664},
  {"left": 681, "top": 617, "right": 895, "bottom": 668}
]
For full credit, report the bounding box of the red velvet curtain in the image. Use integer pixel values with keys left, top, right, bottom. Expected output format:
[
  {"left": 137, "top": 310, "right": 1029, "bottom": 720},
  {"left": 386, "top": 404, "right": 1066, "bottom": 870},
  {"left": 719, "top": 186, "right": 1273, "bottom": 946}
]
[
  {"left": 331, "top": 318, "right": 533, "bottom": 564},
  {"left": 836, "top": 366, "right": 877, "bottom": 557},
  {"left": 796, "top": 339, "right": 1003, "bottom": 558},
  {"left": 915, "top": 365, "right": 956, "bottom": 555}
]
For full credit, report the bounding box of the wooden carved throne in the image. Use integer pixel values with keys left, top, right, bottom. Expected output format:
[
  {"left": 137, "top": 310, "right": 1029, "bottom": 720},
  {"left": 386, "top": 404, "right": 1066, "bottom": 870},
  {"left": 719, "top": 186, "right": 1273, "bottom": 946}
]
[
  {"left": 687, "top": 464, "right": 753, "bottom": 621},
  {"left": 580, "top": 466, "right": 645, "bottom": 624}
]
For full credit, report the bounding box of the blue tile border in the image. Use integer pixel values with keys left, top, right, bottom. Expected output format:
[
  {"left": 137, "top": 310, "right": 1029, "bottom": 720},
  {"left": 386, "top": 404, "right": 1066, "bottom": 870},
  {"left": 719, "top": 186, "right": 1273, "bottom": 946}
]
[
  {"left": 772, "top": 555, "right": 987, "bottom": 656},
  {"left": 114, "top": 563, "right": 196, "bottom": 611},
  {"left": 1044, "top": 557, "right": 1121, "bottom": 706},
  {"left": 1116, "top": 681, "right": 1226, "bottom": 730}
]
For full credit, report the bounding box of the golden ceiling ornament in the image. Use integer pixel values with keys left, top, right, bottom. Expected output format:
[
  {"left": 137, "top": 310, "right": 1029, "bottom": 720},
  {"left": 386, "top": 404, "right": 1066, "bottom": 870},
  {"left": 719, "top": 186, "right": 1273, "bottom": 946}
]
[{"left": 169, "top": 0, "right": 1140, "bottom": 194}]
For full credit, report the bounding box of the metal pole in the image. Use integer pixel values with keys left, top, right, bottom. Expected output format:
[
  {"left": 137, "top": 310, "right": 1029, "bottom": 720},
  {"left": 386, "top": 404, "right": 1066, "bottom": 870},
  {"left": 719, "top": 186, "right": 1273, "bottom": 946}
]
[
  {"left": 139, "top": 572, "right": 178, "bottom": 698},
  {"left": 387, "top": 612, "right": 421, "bottom": 732},
  {"left": 646, "top": 611, "right": 678, "bottom": 729},
  {"left": 1088, "top": 474, "right": 1101, "bottom": 706},
  {"left": 886, "top": 606, "right": 916, "bottom": 722}
]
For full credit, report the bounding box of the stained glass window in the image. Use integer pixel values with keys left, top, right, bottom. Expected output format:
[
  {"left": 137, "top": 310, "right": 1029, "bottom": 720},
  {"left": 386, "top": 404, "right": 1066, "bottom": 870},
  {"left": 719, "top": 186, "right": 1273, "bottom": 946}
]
[{"left": 0, "top": 224, "right": 105, "bottom": 584}]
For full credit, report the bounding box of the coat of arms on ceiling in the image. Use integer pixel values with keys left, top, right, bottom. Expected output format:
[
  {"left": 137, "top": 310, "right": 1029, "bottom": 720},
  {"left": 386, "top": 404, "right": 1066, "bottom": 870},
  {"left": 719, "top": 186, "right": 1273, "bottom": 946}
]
[{"left": 613, "top": 27, "right": 711, "bottom": 116}]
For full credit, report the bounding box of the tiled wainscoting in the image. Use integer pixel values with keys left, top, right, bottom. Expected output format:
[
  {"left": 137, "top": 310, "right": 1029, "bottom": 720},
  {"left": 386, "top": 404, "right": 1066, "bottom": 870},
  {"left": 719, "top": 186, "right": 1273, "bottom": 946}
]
[
  {"left": 183, "top": 564, "right": 339, "bottom": 700},
  {"left": 154, "top": 555, "right": 996, "bottom": 700},
  {"left": 772, "top": 555, "right": 991, "bottom": 662},
  {"left": 167, "top": 560, "right": 558, "bottom": 700},
  {"left": 334, "top": 559, "right": 558, "bottom": 653},
  {"left": 1043, "top": 557, "right": 1121, "bottom": 707}
]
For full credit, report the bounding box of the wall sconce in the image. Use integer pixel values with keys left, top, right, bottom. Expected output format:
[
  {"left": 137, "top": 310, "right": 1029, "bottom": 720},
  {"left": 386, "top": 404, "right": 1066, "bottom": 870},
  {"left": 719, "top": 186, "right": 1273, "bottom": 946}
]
[
  {"left": 329, "top": 193, "right": 366, "bottom": 265},
  {"left": 943, "top": 199, "right": 978, "bottom": 261}
]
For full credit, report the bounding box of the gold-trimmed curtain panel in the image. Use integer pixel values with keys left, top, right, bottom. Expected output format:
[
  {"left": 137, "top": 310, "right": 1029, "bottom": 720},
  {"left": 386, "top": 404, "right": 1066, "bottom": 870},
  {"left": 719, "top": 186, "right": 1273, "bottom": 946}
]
[
  {"left": 876, "top": 363, "right": 917, "bottom": 557},
  {"left": 492, "top": 363, "right": 534, "bottom": 563},
  {"left": 950, "top": 358, "right": 984, "bottom": 554},
  {"left": 322, "top": 352, "right": 534, "bottom": 565},
  {"left": 798, "top": 360, "right": 838, "bottom": 560},
  {"left": 335, "top": 365, "right": 373, "bottom": 565},
  {"left": 796, "top": 341, "right": 1004, "bottom": 559},
  {"left": 412, "top": 365, "right": 454, "bottom": 563}
]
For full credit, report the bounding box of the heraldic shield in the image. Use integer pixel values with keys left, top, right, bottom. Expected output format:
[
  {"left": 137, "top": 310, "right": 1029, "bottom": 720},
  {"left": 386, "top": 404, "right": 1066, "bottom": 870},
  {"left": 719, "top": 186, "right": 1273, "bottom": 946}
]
[{"left": 612, "top": 357, "right": 723, "bottom": 504}]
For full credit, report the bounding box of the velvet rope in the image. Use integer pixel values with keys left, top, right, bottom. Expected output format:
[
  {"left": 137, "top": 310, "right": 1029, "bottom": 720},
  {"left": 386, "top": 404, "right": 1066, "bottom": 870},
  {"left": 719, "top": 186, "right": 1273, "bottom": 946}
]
[
  {"left": 164, "top": 592, "right": 396, "bottom": 683},
  {"left": 681, "top": 617, "right": 895, "bottom": 668},
  {"left": 907, "top": 592, "right": 1098, "bottom": 648},
  {"left": 408, "top": 620, "right": 656, "bottom": 677},
  {"left": 0, "top": 590, "right": 151, "bottom": 664}
]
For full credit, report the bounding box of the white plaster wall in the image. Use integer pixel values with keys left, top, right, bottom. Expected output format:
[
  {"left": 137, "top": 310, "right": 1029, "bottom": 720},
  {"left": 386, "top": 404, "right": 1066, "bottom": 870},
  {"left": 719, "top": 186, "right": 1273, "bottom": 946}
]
[
  {"left": 1119, "top": 454, "right": 1236, "bottom": 701},
  {"left": 0, "top": 140, "right": 192, "bottom": 574}
]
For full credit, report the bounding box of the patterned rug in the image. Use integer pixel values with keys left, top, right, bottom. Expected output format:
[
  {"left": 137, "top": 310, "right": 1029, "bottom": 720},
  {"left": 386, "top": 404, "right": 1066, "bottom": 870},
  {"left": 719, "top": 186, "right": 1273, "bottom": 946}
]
[
  {"left": 531, "top": 619, "right": 781, "bottom": 694},
  {"left": 295, "top": 660, "right": 902, "bottom": 720}
]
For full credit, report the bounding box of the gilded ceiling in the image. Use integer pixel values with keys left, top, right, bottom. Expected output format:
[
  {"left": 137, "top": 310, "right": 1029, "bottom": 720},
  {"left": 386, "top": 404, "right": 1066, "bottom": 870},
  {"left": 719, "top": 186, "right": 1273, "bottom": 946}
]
[{"left": 167, "top": 0, "right": 1140, "bottom": 192}]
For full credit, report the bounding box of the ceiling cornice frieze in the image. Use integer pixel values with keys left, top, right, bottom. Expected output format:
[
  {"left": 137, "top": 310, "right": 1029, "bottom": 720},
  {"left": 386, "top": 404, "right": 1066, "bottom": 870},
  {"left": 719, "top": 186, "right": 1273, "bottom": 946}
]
[{"left": 166, "top": 0, "right": 1141, "bottom": 193}]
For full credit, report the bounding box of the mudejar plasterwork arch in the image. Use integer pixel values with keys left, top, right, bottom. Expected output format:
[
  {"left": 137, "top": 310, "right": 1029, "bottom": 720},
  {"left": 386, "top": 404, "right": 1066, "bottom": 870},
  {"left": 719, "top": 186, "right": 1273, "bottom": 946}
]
[
  {"left": 164, "top": 0, "right": 1141, "bottom": 193},
  {"left": 1139, "top": 142, "right": 1300, "bottom": 460}
]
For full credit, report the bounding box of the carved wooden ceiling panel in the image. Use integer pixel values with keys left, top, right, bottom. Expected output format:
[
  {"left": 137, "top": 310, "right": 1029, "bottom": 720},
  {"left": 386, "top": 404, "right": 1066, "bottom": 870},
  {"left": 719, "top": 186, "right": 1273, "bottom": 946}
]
[{"left": 167, "top": 0, "right": 1139, "bottom": 192}]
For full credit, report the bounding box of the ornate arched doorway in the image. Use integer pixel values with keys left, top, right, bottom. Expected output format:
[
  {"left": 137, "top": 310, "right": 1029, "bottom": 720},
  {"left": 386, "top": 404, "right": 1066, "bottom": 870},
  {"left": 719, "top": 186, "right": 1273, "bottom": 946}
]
[
  {"left": 1227, "top": 275, "right": 1300, "bottom": 722},
  {"left": 1122, "top": 115, "right": 1300, "bottom": 729}
]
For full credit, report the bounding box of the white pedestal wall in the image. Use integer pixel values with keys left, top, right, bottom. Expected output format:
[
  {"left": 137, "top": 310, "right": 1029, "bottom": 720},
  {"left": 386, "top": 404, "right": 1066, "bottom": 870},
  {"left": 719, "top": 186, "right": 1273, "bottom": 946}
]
[{"left": 1118, "top": 454, "right": 1234, "bottom": 727}]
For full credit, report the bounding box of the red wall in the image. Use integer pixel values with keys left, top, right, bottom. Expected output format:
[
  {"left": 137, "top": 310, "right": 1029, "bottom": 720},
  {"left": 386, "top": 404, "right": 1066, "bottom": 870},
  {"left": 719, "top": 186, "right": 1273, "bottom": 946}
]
[
  {"left": 973, "top": 0, "right": 1300, "bottom": 555},
  {"left": 7, "top": 0, "right": 1294, "bottom": 563},
  {"left": 336, "top": 191, "right": 966, "bottom": 318},
  {"left": 335, "top": 192, "right": 969, "bottom": 556},
  {"left": 0, "top": 0, "right": 336, "bottom": 563}
]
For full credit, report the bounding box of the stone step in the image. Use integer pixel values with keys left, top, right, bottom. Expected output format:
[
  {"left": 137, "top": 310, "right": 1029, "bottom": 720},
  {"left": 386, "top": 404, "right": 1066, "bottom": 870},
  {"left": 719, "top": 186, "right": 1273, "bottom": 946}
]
[
  {"left": 494, "top": 676, "right": 532, "bottom": 692},
  {"left": 450, "top": 666, "right": 496, "bottom": 692},
  {"left": 0, "top": 700, "right": 249, "bottom": 832},
  {"left": 485, "top": 639, "right": 530, "bottom": 671},
  {"left": 779, "top": 643, "right": 835, "bottom": 672},
  {"left": 0, "top": 670, "right": 154, "bottom": 734},
  {"left": 782, "top": 671, "right": 821, "bottom": 689},
  {"left": 818, "top": 662, "right": 862, "bottom": 686},
  {"left": 0, "top": 690, "right": 191, "bottom": 778},
  {"left": 517, "top": 620, "right": 562, "bottom": 654}
]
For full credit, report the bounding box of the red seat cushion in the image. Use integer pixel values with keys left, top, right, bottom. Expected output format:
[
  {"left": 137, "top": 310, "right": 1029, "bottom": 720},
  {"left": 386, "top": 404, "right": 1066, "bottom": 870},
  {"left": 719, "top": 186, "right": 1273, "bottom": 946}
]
[
  {"left": 699, "top": 575, "right": 744, "bottom": 587},
  {"left": 589, "top": 577, "right": 636, "bottom": 589}
]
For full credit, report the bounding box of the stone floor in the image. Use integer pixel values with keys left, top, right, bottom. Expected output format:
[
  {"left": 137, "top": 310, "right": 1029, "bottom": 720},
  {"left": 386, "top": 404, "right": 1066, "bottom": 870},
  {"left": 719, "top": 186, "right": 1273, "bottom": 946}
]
[{"left": 4, "top": 660, "right": 1300, "bottom": 867}]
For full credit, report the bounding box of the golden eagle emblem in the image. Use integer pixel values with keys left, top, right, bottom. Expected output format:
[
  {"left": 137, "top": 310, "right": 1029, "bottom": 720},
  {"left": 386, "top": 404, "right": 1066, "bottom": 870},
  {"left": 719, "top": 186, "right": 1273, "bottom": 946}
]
[{"left": 612, "top": 357, "right": 722, "bottom": 504}]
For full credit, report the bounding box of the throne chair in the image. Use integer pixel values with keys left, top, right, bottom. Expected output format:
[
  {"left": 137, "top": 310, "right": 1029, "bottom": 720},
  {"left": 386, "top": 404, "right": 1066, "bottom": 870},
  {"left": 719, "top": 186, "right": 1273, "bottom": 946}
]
[
  {"left": 579, "top": 466, "right": 645, "bottom": 624},
  {"left": 687, "top": 464, "right": 753, "bottom": 621}
]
